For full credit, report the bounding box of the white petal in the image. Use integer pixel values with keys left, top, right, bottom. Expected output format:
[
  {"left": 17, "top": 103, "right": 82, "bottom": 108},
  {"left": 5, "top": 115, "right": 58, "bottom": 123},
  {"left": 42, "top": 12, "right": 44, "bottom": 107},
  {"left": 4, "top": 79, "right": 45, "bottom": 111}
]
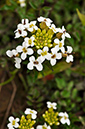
[
  {"left": 62, "top": 26, "right": 65, "bottom": 31},
  {"left": 37, "top": 56, "right": 45, "bottom": 63},
  {"left": 64, "top": 112, "right": 68, "bottom": 117},
  {"left": 36, "top": 125, "right": 42, "bottom": 129},
  {"left": 24, "top": 108, "right": 31, "bottom": 114},
  {"left": 27, "top": 62, "right": 34, "bottom": 70},
  {"left": 15, "top": 63, "right": 21, "bottom": 69},
  {"left": 61, "top": 117, "right": 66, "bottom": 124},
  {"left": 31, "top": 36, "right": 35, "bottom": 41},
  {"left": 22, "top": 31, "right": 27, "bottom": 37},
  {"left": 50, "top": 59, "right": 56, "bottom": 66},
  {"left": 66, "top": 119, "right": 70, "bottom": 125},
  {"left": 56, "top": 53, "right": 62, "bottom": 59},
  {"left": 62, "top": 34, "right": 65, "bottom": 40},
  {"left": 28, "top": 27, "right": 33, "bottom": 32},
  {"left": 6, "top": 50, "right": 13, "bottom": 57},
  {"left": 66, "top": 55, "right": 73, "bottom": 63},
  {"left": 9, "top": 116, "right": 14, "bottom": 122},
  {"left": 12, "top": 49, "right": 18, "bottom": 56},
  {"left": 27, "top": 48, "right": 34, "bottom": 55},
  {"left": 65, "top": 32, "right": 71, "bottom": 38},
  {"left": 60, "top": 47, "right": 65, "bottom": 53},
  {"left": 22, "top": 19, "right": 29, "bottom": 24},
  {"left": 67, "top": 46, "right": 73, "bottom": 53},
  {"left": 36, "top": 64, "right": 43, "bottom": 71},
  {"left": 16, "top": 46, "right": 23, "bottom": 53},
  {"left": 16, "top": 118, "right": 19, "bottom": 122},
  {"left": 54, "top": 38, "right": 59, "bottom": 43},
  {"left": 45, "top": 53, "right": 51, "bottom": 60},
  {"left": 29, "top": 56, "right": 35, "bottom": 62},
  {"left": 43, "top": 46, "right": 48, "bottom": 52},
  {"left": 32, "top": 113, "right": 37, "bottom": 119},
  {"left": 37, "top": 49, "right": 42, "bottom": 55},
  {"left": 7, "top": 123, "right": 12, "bottom": 128},
  {"left": 21, "top": 53, "right": 27, "bottom": 60},
  {"left": 14, "top": 122, "right": 19, "bottom": 128},
  {"left": 58, "top": 112, "right": 64, "bottom": 117},
  {"left": 15, "top": 57, "right": 21, "bottom": 63}
]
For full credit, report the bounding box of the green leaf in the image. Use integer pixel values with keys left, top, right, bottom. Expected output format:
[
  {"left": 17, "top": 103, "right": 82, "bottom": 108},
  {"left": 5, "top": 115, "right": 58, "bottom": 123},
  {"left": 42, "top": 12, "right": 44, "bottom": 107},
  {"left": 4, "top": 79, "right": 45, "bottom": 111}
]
[
  {"left": 55, "top": 78, "right": 66, "bottom": 89},
  {"left": 61, "top": 90, "right": 70, "bottom": 98},
  {"left": 29, "top": 1, "right": 37, "bottom": 9},
  {"left": 76, "top": 9, "right": 85, "bottom": 26},
  {"left": 43, "top": 6, "right": 52, "bottom": 11},
  {"left": 38, "top": 61, "right": 72, "bottom": 79}
]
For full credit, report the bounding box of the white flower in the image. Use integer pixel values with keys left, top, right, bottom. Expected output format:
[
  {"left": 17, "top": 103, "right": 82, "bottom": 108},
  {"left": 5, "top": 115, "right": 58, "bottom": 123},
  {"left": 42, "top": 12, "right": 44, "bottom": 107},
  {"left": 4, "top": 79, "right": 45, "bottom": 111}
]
[
  {"left": 37, "top": 47, "right": 51, "bottom": 62},
  {"left": 50, "top": 48, "right": 62, "bottom": 66},
  {"left": 14, "top": 57, "right": 21, "bottom": 69},
  {"left": 25, "top": 108, "right": 37, "bottom": 119},
  {"left": 27, "top": 21, "right": 38, "bottom": 32},
  {"left": 36, "top": 123, "right": 51, "bottom": 129},
  {"left": 49, "top": 24, "right": 60, "bottom": 33},
  {"left": 18, "top": 0, "right": 26, "bottom": 7},
  {"left": 54, "top": 38, "right": 65, "bottom": 53},
  {"left": 27, "top": 56, "right": 43, "bottom": 71},
  {"left": 24, "top": 36, "right": 35, "bottom": 47},
  {"left": 47, "top": 101, "right": 57, "bottom": 109},
  {"left": 14, "top": 24, "right": 27, "bottom": 38},
  {"left": 58, "top": 26, "right": 71, "bottom": 40},
  {"left": 7, "top": 116, "right": 19, "bottom": 129},
  {"left": 6, "top": 49, "right": 18, "bottom": 58},
  {"left": 37, "top": 16, "right": 52, "bottom": 27},
  {"left": 58, "top": 112, "right": 70, "bottom": 125},
  {"left": 16, "top": 42, "right": 33, "bottom": 60},
  {"left": 66, "top": 46, "right": 73, "bottom": 63}
]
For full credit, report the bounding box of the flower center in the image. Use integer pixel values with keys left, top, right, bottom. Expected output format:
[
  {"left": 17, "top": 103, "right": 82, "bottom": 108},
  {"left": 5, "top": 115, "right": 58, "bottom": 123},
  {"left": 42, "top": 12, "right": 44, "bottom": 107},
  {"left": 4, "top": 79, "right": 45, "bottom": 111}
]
[
  {"left": 18, "top": 30, "right": 22, "bottom": 34},
  {"left": 22, "top": 47, "right": 27, "bottom": 53},
  {"left": 34, "top": 61, "right": 39, "bottom": 65},
  {"left": 64, "top": 116, "right": 67, "bottom": 120},
  {"left": 30, "top": 110, "right": 34, "bottom": 113},
  {"left": 41, "top": 51, "right": 47, "bottom": 56},
  {"left": 12, "top": 120, "right": 16, "bottom": 125},
  {"left": 42, "top": 125, "right": 47, "bottom": 129},
  {"left": 51, "top": 54, "right": 56, "bottom": 59},
  {"left": 59, "top": 42, "right": 62, "bottom": 48},
  {"left": 29, "top": 24, "right": 34, "bottom": 28},
  {"left": 28, "top": 39, "right": 32, "bottom": 45},
  {"left": 34, "top": 29, "right": 52, "bottom": 49}
]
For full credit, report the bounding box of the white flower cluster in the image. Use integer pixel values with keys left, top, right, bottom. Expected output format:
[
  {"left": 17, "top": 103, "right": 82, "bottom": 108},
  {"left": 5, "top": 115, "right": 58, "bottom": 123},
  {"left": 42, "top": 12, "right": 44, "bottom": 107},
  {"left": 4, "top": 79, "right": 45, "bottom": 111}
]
[
  {"left": 46, "top": 101, "right": 70, "bottom": 126},
  {"left": 6, "top": 17, "right": 73, "bottom": 71}
]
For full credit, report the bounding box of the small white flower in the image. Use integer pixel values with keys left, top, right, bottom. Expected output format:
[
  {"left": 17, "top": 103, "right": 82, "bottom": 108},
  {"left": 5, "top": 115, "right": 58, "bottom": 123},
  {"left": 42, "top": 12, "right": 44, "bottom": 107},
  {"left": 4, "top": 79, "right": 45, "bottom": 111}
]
[
  {"left": 58, "top": 112, "right": 70, "bottom": 125},
  {"left": 18, "top": 0, "right": 26, "bottom": 7},
  {"left": 37, "top": 16, "right": 52, "bottom": 27},
  {"left": 49, "top": 24, "right": 60, "bottom": 33},
  {"left": 47, "top": 101, "right": 57, "bottom": 109},
  {"left": 7, "top": 116, "right": 19, "bottom": 129},
  {"left": 37, "top": 47, "right": 51, "bottom": 62},
  {"left": 14, "top": 24, "right": 27, "bottom": 38},
  {"left": 54, "top": 38, "right": 65, "bottom": 53},
  {"left": 24, "top": 36, "right": 35, "bottom": 47},
  {"left": 58, "top": 26, "right": 71, "bottom": 40},
  {"left": 21, "top": 19, "right": 29, "bottom": 29},
  {"left": 25, "top": 108, "right": 37, "bottom": 119},
  {"left": 14, "top": 57, "right": 21, "bottom": 69},
  {"left": 36, "top": 123, "right": 51, "bottom": 129},
  {"left": 66, "top": 46, "right": 73, "bottom": 63},
  {"left": 6, "top": 49, "right": 18, "bottom": 58},
  {"left": 27, "top": 21, "right": 38, "bottom": 32},
  {"left": 16, "top": 42, "right": 33, "bottom": 60},
  {"left": 50, "top": 48, "right": 62, "bottom": 66},
  {"left": 27, "top": 56, "right": 43, "bottom": 71}
]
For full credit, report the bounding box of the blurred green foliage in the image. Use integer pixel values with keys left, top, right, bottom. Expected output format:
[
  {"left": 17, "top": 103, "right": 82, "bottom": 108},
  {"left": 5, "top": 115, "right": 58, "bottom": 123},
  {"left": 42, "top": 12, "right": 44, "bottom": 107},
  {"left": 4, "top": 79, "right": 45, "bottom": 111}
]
[{"left": 0, "top": 0, "right": 85, "bottom": 129}]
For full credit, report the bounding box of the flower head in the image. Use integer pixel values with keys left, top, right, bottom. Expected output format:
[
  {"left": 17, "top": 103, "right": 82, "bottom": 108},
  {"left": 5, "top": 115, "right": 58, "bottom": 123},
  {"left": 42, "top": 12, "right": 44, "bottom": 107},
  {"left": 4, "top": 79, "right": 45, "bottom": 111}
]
[
  {"left": 25, "top": 108, "right": 37, "bottom": 119},
  {"left": 16, "top": 42, "right": 33, "bottom": 60},
  {"left": 7, "top": 116, "right": 19, "bottom": 129},
  {"left": 18, "top": 0, "right": 26, "bottom": 7},
  {"left": 27, "top": 56, "right": 43, "bottom": 71},
  {"left": 24, "top": 36, "right": 35, "bottom": 47},
  {"left": 47, "top": 101, "right": 57, "bottom": 109},
  {"left": 6, "top": 49, "right": 19, "bottom": 58},
  {"left": 37, "top": 16, "right": 52, "bottom": 27},
  {"left": 27, "top": 21, "right": 38, "bottom": 32},
  {"left": 58, "top": 112, "right": 70, "bottom": 125},
  {"left": 58, "top": 26, "right": 71, "bottom": 40}
]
